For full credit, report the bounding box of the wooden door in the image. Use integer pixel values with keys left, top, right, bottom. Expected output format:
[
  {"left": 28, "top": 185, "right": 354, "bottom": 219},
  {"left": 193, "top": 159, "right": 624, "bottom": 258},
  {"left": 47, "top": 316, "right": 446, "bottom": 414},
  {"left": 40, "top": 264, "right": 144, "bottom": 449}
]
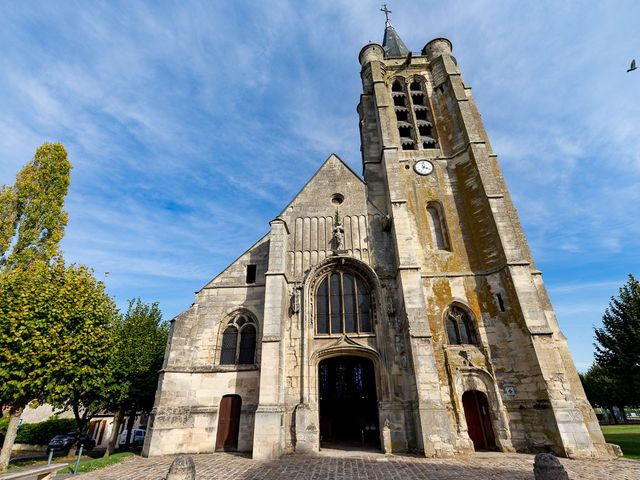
[
  {"left": 215, "top": 395, "right": 241, "bottom": 451},
  {"left": 477, "top": 392, "right": 496, "bottom": 449},
  {"left": 462, "top": 390, "right": 496, "bottom": 450}
]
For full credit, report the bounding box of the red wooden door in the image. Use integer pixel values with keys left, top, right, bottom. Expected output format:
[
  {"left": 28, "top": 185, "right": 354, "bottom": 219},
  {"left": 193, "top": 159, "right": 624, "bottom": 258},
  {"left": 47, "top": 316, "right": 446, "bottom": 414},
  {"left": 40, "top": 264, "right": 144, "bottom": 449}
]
[
  {"left": 462, "top": 391, "right": 486, "bottom": 449},
  {"left": 462, "top": 390, "right": 496, "bottom": 450},
  {"left": 215, "top": 395, "right": 241, "bottom": 451}
]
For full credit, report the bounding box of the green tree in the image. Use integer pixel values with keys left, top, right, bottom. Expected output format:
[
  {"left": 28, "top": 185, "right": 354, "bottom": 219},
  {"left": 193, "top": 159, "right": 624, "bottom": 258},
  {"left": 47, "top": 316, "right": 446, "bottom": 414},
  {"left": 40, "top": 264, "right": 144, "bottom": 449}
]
[
  {"left": 45, "top": 264, "right": 118, "bottom": 447},
  {"left": 594, "top": 275, "right": 640, "bottom": 408},
  {"left": 0, "top": 143, "right": 71, "bottom": 470},
  {"left": 580, "top": 363, "right": 626, "bottom": 424},
  {"left": 0, "top": 143, "right": 70, "bottom": 268},
  {"left": 104, "top": 299, "right": 168, "bottom": 456}
]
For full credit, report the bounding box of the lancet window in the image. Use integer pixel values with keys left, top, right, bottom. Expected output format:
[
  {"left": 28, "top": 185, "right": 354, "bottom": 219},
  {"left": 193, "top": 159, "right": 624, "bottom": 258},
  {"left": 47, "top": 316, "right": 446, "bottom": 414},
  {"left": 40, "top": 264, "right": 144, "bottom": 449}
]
[
  {"left": 220, "top": 314, "right": 257, "bottom": 365},
  {"left": 316, "top": 271, "right": 373, "bottom": 335},
  {"left": 426, "top": 201, "right": 450, "bottom": 251},
  {"left": 445, "top": 306, "right": 478, "bottom": 346}
]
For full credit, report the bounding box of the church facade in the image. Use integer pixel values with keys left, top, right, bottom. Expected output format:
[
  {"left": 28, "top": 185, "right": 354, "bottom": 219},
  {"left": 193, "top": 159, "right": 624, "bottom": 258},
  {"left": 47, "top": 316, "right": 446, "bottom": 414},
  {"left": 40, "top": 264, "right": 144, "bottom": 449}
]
[{"left": 143, "top": 24, "right": 616, "bottom": 460}]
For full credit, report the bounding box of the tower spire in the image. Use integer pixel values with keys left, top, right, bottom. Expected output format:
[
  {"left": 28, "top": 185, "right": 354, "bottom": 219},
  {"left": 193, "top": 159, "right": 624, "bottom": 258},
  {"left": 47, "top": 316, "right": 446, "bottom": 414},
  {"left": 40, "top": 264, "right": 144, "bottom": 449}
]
[{"left": 380, "top": 4, "right": 409, "bottom": 58}]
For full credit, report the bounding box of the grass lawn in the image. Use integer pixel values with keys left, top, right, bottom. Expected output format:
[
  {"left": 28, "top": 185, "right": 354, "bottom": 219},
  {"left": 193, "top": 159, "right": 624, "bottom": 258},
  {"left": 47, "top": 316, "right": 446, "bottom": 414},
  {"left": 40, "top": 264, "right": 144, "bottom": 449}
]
[
  {"left": 60, "top": 451, "right": 136, "bottom": 474},
  {"left": 601, "top": 424, "right": 640, "bottom": 459},
  {"left": 7, "top": 451, "right": 137, "bottom": 475}
]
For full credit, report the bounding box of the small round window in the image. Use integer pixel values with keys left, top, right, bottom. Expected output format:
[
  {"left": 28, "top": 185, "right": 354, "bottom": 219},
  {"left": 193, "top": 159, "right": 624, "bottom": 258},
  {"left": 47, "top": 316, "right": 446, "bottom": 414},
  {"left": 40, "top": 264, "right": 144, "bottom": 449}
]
[{"left": 331, "top": 193, "right": 344, "bottom": 205}]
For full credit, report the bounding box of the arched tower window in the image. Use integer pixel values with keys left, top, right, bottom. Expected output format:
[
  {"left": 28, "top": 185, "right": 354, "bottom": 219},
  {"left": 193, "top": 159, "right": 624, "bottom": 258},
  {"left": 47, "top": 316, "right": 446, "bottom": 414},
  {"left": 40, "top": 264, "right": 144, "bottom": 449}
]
[
  {"left": 445, "top": 306, "right": 478, "bottom": 345},
  {"left": 426, "top": 201, "right": 450, "bottom": 251},
  {"left": 220, "top": 314, "right": 257, "bottom": 365},
  {"left": 408, "top": 77, "right": 438, "bottom": 149},
  {"left": 391, "top": 79, "right": 416, "bottom": 150},
  {"left": 316, "top": 271, "right": 372, "bottom": 335}
]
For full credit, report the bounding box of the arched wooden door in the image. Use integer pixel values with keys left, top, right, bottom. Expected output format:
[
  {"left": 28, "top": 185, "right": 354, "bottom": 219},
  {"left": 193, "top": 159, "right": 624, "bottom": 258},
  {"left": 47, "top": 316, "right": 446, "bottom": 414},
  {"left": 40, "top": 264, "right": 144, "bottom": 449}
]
[
  {"left": 462, "top": 390, "right": 496, "bottom": 450},
  {"left": 215, "top": 395, "right": 241, "bottom": 451}
]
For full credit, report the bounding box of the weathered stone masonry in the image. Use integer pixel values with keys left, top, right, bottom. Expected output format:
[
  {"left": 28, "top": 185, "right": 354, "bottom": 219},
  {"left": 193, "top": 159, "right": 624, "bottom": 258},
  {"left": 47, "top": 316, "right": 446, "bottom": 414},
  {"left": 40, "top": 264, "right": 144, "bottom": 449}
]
[{"left": 143, "top": 24, "right": 617, "bottom": 460}]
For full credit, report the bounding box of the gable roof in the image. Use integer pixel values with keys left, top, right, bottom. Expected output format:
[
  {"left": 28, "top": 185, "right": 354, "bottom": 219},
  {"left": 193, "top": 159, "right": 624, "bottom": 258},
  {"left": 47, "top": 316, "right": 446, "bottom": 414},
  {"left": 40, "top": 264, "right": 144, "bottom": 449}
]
[{"left": 278, "top": 153, "right": 365, "bottom": 216}]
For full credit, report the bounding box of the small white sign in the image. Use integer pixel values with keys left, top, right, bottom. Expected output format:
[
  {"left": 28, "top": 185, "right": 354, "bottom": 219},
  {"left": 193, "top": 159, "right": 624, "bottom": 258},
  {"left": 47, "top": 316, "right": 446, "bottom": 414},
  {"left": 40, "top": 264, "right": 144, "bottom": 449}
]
[{"left": 504, "top": 385, "right": 517, "bottom": 396}]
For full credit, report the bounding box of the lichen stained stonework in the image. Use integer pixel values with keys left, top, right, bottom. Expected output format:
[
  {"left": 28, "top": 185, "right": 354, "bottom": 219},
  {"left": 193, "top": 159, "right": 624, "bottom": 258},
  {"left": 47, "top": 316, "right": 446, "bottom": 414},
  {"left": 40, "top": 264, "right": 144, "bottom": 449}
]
[{"left": 142, "top": 20, "right": 618, "bottom": 461}]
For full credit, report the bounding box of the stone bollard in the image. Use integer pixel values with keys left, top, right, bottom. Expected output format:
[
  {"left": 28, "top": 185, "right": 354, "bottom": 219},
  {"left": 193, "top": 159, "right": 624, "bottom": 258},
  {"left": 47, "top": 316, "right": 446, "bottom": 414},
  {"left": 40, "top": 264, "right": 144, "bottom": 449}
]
[
  {"left": 165, "top": 455, "right": 196, "bottom": 480},
  {"left": 533, "top": 453, "right": 569, "bottom": 480}
]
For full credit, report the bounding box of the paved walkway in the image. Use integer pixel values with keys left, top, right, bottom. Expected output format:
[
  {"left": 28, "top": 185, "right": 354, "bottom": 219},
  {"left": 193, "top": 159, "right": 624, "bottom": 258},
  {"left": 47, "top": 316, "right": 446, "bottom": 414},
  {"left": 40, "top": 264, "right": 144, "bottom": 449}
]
[{"left": 73, "top": 451, "right": 639, "bottom": 480}]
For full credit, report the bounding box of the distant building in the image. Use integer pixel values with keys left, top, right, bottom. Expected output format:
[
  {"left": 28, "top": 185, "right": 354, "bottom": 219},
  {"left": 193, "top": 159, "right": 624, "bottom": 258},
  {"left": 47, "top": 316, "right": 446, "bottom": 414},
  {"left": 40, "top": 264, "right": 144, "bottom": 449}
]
[
  {"left": 144, "top": 21, "right": 616, "bottom": 460},
  {"left": 17, "top": 406, "right": 147, "bottom": 451}
]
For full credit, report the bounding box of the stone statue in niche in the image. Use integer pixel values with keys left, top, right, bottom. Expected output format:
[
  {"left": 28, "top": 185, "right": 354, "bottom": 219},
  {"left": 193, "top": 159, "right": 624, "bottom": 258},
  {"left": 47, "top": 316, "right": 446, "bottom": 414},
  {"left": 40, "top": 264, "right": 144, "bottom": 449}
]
[
  {"left": 331, "top": 209, "right": 345, "bottom": 252},
  {"left": 290, "top": 287, "right": 301, "bottom": 314}
]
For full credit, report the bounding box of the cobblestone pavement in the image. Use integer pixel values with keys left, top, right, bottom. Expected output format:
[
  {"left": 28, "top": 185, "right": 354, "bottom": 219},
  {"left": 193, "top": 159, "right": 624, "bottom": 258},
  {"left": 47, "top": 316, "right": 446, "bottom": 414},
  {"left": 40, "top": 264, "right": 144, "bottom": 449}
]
[{"left": 73, "top": 450, "right": 639, "bottom": 480}]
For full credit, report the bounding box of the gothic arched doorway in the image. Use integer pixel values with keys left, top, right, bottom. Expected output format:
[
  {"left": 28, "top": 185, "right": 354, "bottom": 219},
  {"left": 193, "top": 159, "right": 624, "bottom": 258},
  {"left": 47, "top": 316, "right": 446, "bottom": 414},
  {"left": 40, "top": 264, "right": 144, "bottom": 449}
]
[
  {"left": 318, "top": 356, "right": 380, "bottom": 450},
  {"left": 462, "top": 390, "right": 496, "bottom": 450},
  {"left": 215, "top": 394, "right": 241, "bottom": 451}
]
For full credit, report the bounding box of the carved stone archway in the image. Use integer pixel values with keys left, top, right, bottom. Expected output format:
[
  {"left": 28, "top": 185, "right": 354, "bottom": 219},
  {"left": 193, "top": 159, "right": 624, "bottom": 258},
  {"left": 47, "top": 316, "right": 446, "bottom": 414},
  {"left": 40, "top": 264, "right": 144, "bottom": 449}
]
[{"left": 453, "top": 368, "right": 515, "bottom": 453}]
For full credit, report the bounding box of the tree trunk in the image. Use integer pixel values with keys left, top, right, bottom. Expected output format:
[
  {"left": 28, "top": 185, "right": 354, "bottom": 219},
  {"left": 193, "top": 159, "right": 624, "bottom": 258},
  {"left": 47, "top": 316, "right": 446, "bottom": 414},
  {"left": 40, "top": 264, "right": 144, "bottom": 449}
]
[
  {"left": 105, "top": 410, "right": 124, "bottom": 457},
  {"left": 0, "top": 406, "right": 24, "bottom": 471},
  {"left": 608, "top": 406, "right": 618, "bottom": 424},
  {"left": 124, "top": 410, "right": 136, "bottom": 450},
  {"left": 620, "top": 406, "right": 628, "bottom": 423}
]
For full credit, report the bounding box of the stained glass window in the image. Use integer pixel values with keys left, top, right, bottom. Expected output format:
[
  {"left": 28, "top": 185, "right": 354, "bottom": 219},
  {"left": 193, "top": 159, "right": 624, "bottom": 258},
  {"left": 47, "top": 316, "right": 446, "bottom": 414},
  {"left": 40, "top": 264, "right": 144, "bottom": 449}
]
[
  {"left": 220, "top": 315, "right": 258, "bottom": 365},
  {"left": 343, "top": 274, "right": 357, "bottom": 333},
  {"left": 354, "top": 363, "right": 364, "bottom": 392},
  {"left": 238, "top": 325, "right": 256, "bottom": 364},
  {"left": 220, "top": 327, "right": 238, "bottom": 365},
  {"left": 445, "top": 306, "right": 477, "bottom": 346},
  {"left": 315, "top": 271, "right": 373, "bottom": 335},
  {"left": 317, "top": 279, "right": 329, "bottom": 334},
  {"left": 330, "top": 273, "right": 342, "bottom": 334}
]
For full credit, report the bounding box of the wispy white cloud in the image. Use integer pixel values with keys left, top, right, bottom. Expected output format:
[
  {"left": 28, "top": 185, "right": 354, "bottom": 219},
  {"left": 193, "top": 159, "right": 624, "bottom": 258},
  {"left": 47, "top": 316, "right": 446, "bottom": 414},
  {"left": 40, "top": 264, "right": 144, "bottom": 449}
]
[{"left": 0, "top": 1, "right": 638, "bottom": 369}]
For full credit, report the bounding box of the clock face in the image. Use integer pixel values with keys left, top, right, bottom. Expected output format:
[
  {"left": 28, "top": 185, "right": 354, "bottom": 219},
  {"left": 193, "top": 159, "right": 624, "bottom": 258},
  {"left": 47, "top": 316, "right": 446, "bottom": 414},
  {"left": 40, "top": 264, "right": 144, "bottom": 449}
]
[{"left": 414, "top": 160, "right": 434, "bottom": 176}]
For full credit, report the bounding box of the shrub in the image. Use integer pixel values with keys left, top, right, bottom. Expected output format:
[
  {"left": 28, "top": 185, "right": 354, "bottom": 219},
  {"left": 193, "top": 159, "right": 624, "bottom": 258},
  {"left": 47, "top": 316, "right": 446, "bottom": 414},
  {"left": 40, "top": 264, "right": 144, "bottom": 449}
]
[{"left": 14, "top": 417, "right": 77, "bottom": 445}]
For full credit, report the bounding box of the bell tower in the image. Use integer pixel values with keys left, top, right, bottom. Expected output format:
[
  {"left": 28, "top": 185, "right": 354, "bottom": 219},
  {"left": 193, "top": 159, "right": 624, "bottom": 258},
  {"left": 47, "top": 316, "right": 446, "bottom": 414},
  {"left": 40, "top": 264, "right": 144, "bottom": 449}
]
[{"left": 357, "top": 15, "right": 616, "bottom": 458}]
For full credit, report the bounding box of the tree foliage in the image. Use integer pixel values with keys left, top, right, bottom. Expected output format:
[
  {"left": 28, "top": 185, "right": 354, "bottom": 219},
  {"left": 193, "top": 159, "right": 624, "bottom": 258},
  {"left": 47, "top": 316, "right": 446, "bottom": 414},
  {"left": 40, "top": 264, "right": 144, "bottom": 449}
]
[
  {"left": 0, "top": 143, "right": 72, "bottom": 470},
  {"left": 594, "top": 274, "right": 640, "bottom": 406},
  {"left": 579, "top": 363, "right": 628, "bottom": 423},
  {"left": 44, "top": 264, "right": 118, "bottom": 437},
  {"left": 103, "top": 299, "right": 168, "bottom": 454},
  {"left": 0, "top": 143, "right": 70, "bottom": 268},
  {"left": 112, "top": 299, "right": 168, "bottom": 413}
]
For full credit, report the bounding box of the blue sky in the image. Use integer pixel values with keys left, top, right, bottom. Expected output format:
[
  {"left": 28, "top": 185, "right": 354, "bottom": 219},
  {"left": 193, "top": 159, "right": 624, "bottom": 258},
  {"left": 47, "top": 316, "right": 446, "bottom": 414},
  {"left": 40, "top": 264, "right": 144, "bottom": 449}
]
[{"left": 0, "top": 1, "right": 638, "bottom": 371}]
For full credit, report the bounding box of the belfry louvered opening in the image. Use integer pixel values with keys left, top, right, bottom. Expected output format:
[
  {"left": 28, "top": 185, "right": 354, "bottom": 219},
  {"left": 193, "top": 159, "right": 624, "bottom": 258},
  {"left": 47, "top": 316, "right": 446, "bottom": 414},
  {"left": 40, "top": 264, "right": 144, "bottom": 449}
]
[
  {"left": 391, "top": 77, "right": 438, "bottom": 150},
  {"left": 316, "top": 271, "right": 373, "bottom": 335},
  {"left": 392, "top": 79, "right": 416, "bottom": 150}
]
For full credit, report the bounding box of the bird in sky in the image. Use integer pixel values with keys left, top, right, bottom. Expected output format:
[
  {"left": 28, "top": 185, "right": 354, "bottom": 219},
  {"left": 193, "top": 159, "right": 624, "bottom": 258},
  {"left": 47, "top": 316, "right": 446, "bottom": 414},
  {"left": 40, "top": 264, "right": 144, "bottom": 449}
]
[{"left": 628, "top": 59, "right": 637, "bottom": 72}]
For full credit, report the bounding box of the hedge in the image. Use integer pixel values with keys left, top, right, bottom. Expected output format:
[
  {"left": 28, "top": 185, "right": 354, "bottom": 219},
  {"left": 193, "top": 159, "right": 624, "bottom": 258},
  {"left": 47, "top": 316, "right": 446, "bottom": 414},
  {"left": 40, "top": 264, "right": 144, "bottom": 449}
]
[{"left": 15, "top": 417, "right": 77, "bottom": 445}]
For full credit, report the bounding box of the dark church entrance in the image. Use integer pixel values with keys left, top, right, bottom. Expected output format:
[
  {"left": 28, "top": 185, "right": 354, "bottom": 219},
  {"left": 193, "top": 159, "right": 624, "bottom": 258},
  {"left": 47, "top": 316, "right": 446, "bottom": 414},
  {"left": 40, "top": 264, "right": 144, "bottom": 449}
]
[
  {"left": 462, "top": 390, "right": 496, "bottom": 450},
  {"left": 318, "top": 356, "right": 380, "bottom": 450}
]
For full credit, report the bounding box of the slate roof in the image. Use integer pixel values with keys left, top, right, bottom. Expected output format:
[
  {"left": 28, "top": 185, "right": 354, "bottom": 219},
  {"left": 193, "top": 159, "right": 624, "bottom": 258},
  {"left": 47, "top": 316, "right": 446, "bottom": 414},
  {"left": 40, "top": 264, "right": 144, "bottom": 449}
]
[{"left": 382, "top": 24, "right": 409, "bottom": 58}]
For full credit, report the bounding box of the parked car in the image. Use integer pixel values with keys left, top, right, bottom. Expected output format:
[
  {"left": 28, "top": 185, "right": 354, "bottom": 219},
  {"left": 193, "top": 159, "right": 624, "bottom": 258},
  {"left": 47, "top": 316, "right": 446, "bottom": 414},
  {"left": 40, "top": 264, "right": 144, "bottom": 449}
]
[
  {"left": 46, "top": 432, "right": 96, "bottom": 454},
  {"left": 118, "top": 428, "right": 146, "bottom": 448}
]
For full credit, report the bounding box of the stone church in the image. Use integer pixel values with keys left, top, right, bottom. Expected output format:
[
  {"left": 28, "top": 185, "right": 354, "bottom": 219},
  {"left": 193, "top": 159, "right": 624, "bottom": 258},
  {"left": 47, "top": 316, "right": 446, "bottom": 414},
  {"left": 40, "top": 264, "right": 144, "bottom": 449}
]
[{"left": 143, "top": 21, "right": 616, "bottom": 460}]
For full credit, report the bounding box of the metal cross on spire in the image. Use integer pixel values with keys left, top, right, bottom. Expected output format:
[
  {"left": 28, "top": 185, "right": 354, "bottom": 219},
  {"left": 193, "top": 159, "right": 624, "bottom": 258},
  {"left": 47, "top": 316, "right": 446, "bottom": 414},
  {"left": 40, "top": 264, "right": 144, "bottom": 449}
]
[{"left": 380, "top": 4, "right": 392, "bottom": 27}]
